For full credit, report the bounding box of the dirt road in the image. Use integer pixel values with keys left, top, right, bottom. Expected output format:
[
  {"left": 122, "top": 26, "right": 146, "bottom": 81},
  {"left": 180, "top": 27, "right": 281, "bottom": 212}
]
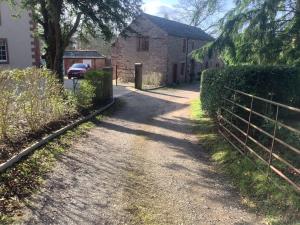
[{"left": 22, "top": 84, "right": 262, "bottom": 225}]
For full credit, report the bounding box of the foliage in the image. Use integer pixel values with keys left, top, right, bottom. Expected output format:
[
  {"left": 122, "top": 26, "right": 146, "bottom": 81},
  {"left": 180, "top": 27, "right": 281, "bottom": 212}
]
[
  {"left": 76, "top": 80, "right": 96, "bottom": 109},
  {"left": 200, "top": 65, "right": 300, "bottom": 117},
  {"left": 142, "top": 73, "right": 164, "bottom": 88},
  {"left": 191, "top": 99, "right": 300, "bottom": 225},
  {"left": 84, "top": 70, "right": 113, "bottom": 105},
  {"left": 194, "top": 0, "right": 300, "bottom": 66},
  {"left": 8, "top": 0, "right": 141, "bottom": 79},
  {"left": 74, "top": 33, "right": 113, "bottom": 57},
  {"left": 0, "top": 68, "right": 76, "bottom": 141}
]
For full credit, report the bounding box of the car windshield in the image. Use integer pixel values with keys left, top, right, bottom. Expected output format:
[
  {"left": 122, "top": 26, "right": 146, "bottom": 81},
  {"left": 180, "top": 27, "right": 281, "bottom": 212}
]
[{"left": 72, "top": 64, "right": 86, "bottom": 69}]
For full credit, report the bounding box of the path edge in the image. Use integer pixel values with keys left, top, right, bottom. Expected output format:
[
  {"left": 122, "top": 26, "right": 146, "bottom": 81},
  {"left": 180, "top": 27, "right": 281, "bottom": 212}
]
[{"left": 0, "top": 99, "right": 116, "bottom": 173}]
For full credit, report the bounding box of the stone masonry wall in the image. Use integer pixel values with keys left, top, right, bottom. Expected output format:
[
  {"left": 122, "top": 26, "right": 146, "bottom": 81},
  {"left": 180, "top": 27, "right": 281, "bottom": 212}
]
[
  {"left": 112, "top": 17, "right": 168, "bottom": 86},
  {"left": 167, "top": 37, "right": 223, "bottom": 84}
]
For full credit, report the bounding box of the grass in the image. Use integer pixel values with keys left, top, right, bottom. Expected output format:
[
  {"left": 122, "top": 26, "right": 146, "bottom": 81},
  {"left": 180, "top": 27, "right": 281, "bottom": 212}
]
[
  {"left": 191, "top": 99, "right": 300, "bottom": 225},
  {"left": 0, "top": 100, "right": 121, "bottom": 224}
]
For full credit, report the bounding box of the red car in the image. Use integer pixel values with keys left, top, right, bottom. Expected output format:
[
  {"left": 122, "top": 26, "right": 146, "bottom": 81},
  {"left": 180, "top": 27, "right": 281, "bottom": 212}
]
[{"left": 67, "top": 63, "right": 90, "bottom": 79}]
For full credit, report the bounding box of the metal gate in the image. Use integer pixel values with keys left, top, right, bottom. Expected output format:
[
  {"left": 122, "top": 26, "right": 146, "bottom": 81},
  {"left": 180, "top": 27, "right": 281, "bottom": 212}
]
[{"left": 219, "top": 87, "right": 300, "bottom": 192}]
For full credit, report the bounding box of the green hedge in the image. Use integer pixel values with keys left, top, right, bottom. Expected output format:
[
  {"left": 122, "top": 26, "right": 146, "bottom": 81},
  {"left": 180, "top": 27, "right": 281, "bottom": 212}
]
[
  {"left": 200, "top": 65, "right": 300, "bottom": 117},
  {"left": 84, "top": 69, "right": 113, "bottom": 106}
]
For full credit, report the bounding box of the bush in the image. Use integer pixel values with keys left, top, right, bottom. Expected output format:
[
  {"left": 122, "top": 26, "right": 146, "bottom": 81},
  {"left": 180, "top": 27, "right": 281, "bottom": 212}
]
[
  {"left": 0, "top": 68, "right": 76, "bottom": 141},
  {"left": 201, "top": 65, "right": 300, "bottom": 117},
  {"left": 76, "top": 80, "right": 96, "bottom": 109},
  {"left": 84, "top": 70, "right": 113, "bottom": 105}
]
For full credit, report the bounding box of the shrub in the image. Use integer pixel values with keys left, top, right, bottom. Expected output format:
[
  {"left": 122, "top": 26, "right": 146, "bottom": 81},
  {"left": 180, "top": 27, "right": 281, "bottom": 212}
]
[
  {"left": 0, "top": 68, "right": 76, "bottom": 140},
  {"left": 76, "top": 80, "right": 96, "bottom": 109},
  {"left": 201, "top": 65, "right": 300, "bottom": 117},
  {"left": 0, "top": 72, "right": 16, "bottom": 139},
  {"left": 84, "top": 70, "right": 113, "bottom": 105},
  {"left": 143, "top": 72, "right": 164, "bottom": 88}
]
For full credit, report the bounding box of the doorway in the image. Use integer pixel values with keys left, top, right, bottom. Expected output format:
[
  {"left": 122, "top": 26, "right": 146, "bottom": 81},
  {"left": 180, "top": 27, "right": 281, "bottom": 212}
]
[{"left": 173, "top": 64, "right": 178, "bottom": 84}]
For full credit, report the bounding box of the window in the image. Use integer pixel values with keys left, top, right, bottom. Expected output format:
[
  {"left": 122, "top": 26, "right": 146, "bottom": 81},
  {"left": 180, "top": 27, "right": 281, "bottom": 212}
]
[
  {"left": 182, "top": 39, "right": 187, "bottom": 53},
  {"left": 216, "top": 63, "right": 220, "bottom": 68},
  {"left": 137, "top": 36, "right": 149, "bottom": 51},
  {"left": 0, "top": 39, "right": 8, "bottom": 63},
  {"left": 180, "top": 63, "right": 185, "bottom": 75},
  {"left": 191, "top": 41, "right": 195, "bottom": 49}
]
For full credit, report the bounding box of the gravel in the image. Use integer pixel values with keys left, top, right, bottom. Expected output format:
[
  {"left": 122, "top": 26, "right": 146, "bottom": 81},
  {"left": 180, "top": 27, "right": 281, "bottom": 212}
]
[{"left": 22, "top": 83, "right": 263, "bottom": 225}]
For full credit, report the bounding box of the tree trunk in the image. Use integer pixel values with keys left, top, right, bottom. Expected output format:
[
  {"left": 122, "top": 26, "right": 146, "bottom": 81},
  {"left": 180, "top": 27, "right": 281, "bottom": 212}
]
[
  {"left": 39, "top": 0, "right": 81, "bottom": 82},
  {"left": 44, "top": 0, "right": 64, "bottom": 82}
]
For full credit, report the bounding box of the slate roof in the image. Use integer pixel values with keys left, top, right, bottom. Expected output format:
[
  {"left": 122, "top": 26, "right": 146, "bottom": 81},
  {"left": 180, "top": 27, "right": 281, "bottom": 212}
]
[
  {"left": 63, "top": 50, "right": 104, "bottom": 58},
  {"left": 142, "top": 13, "right": 214, "bottom": 41}
]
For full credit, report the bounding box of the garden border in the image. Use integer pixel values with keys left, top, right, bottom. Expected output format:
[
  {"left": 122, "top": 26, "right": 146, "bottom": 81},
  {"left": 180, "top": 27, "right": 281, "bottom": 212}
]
[{"left": 0, "top": 99, "right": 115, "bottom": 173}]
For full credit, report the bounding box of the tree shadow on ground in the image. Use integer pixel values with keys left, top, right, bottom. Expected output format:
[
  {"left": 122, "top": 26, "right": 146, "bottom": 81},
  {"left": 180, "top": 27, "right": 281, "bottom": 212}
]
[{"left": 24, "top": 83, "right": 261, "bottom": 224}]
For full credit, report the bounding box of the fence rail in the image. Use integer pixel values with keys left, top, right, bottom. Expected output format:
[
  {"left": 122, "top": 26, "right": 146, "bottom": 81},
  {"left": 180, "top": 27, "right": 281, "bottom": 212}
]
[{"left": 218, "top": 87, "right": 300, "bottom": 192}]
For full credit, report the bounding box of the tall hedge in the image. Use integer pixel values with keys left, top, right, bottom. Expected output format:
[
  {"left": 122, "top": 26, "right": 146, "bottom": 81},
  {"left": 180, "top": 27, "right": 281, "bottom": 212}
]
[
  {"left": 200, "top": 65, "right": 300, "bottom": 117},
  {"left": 84, "top": 70, "right": 113, "bottom": 106}
]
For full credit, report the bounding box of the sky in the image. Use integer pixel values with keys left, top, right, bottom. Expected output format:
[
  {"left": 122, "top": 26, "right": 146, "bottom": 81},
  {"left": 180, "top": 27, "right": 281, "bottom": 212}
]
[
  {"left": 142, "top": 0, "right": 235, "bottom": 25},
  {"left": 142, "top": 0, "right": 178, "bottom": 17}
]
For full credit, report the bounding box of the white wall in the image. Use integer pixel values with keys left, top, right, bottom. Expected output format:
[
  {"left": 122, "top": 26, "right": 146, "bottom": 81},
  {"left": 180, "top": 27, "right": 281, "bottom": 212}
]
[{"left": 0, "top": 2, "right": 34, "bottom": 68}]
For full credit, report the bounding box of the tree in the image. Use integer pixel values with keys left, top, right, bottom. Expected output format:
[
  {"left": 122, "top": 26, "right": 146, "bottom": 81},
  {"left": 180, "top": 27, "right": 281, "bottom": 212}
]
[
  {"left": 194, "top": 0, "right": 300, "bottom": 66},
  {"left": 9, "top": 0, "right": 141, "bottom": 81},
  {"left": 174, "top": 0, "right": 224, "bottom": 33},
  {"left": 73, "top": 32, "right": 113, "bottom": 57}
]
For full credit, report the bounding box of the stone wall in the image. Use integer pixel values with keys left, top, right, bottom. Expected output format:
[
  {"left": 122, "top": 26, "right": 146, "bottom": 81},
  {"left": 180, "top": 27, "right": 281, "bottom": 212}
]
[
  {"left": 112, "top": 15, "right": 224, "bottom": 86},
  {"left": 167, "top": 37, "right": 223, "bottom": 84},
  {"left": 112, "top": 17, "right": 168, "bottom": 86}
]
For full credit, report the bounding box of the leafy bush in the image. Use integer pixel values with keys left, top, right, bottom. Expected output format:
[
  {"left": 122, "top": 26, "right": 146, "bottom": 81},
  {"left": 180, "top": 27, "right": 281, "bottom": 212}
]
[
  {"left": 201, "top": 65, "right": 300, "bottom": 117},
  {"left": 84, "top": 70, "right": 113, "bottom": 105},
  {"left": 76, "top": 80, "right": 96, "bottom": 109},
  {"left": 0, "top": 68, "right": 76, "bottom": 141}
]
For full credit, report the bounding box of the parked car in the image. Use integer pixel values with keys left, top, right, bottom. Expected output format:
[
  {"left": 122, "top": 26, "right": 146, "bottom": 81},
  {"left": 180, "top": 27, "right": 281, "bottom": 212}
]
[{"left": 67, "top": 63, "right": 90, "bottom": 79}]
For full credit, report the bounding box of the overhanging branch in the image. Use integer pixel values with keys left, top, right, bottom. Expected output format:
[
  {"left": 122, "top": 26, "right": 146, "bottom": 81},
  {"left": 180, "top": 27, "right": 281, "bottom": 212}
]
[{"left": 63, "top": 13, "right": 82, "bottom": 48}]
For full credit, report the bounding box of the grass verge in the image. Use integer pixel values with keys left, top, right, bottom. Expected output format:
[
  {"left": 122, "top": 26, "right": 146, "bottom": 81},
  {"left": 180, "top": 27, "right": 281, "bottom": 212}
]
[
  {"left": 0, "top": 100, "right": 121, "bottom": 224},
  {"left": 191, "top": 99, "right": 300, "bottom": 225}
]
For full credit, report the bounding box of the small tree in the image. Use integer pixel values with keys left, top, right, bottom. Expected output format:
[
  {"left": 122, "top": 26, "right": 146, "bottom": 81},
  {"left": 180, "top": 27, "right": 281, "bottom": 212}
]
[{"left": 8, "top": 0, "right": 141, "bottom": 81}]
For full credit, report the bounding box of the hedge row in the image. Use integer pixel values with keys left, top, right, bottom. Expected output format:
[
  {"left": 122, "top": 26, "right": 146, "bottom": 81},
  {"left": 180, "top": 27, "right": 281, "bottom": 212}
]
[
  {"left": 200, "top": 65, "right": 300, "bottom": 117},
  {"left": 0, "top": 68, "right": 113, "bottom": 153},
  {"left": 77, "top": 70, "right": 113, "bottom": 109}
]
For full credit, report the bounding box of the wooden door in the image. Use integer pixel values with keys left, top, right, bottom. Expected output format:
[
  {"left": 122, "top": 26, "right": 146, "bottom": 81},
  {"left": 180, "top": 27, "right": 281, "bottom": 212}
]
[{"left": 173, "top": 64, "right": 178, "bottom": 84}]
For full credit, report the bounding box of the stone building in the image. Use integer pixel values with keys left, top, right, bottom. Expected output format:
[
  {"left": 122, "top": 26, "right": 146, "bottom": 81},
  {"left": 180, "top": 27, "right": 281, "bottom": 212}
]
[
  {"left": 0, "top": 1, "right": 40, "bottom": 68},
  {"left": 112, "top": 13, "right": 222, "bottom": 86}
]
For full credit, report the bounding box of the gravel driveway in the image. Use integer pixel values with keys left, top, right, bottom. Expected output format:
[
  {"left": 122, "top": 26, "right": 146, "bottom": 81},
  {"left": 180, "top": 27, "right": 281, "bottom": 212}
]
[{"left": 22, "top": 83, "right": 263, "bottom": 225}]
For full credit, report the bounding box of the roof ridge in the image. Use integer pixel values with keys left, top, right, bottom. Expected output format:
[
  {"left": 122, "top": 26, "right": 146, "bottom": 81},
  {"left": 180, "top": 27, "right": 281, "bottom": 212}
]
[
  {"left": 142, "top": 13, "right": 200, "bottom": 29},
  {"left": 141, "top": 13, "right": 214, "bottom": 41}
]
